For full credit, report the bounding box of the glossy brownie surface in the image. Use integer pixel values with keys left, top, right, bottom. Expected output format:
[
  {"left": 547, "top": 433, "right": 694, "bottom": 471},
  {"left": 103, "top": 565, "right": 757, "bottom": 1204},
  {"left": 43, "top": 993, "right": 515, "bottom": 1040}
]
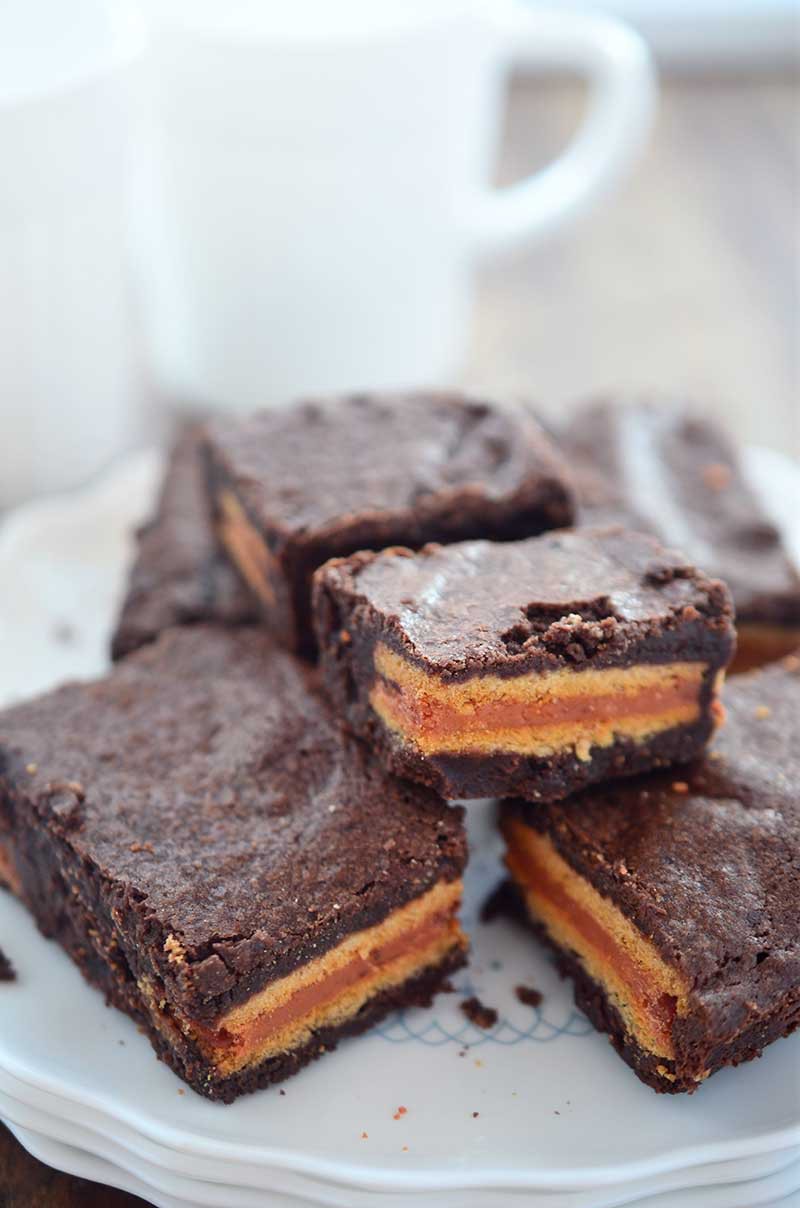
[
  {"left": 206, "top": 392, "right": 575, "bottom": 652},
  {"left": 0, "top": 626, "right": 466, "bottom": 1021},
  {"left": 315, "top": 527, "right": 735, "bottom": 680},
  {"left": 207, "top": 392, "right": 574, "bottom": 541}
]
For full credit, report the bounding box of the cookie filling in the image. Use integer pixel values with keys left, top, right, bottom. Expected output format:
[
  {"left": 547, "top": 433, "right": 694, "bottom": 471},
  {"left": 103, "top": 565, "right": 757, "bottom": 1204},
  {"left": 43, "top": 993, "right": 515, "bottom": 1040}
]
[
  {"left": 502, "top": 819, "right": 689, "bottom": 1061},
  {"left": 216, "top": 489, "right": 278, "bottom": 608},
  {"left": 371, "top": 644, "right": 718, "bottom": 758},
  {"left": 148, "top": 878, "right": 465, "bottom": 1077}
]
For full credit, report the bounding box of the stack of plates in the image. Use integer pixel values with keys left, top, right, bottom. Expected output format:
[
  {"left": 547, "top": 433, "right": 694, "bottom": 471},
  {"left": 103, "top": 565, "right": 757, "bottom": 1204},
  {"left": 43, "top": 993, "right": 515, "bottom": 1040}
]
[{"left": 0, "top": 449, "right": 798, "bottom": 1208}]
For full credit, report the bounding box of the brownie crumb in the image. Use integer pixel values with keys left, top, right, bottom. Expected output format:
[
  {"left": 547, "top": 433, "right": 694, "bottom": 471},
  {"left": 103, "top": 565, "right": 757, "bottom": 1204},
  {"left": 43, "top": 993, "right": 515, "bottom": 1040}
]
[
  {"left": 461, "top": 996, "right": 498, "bottom": 1029},
  {"left": 279, "top": 1089, "right": 286, "bottom": 1096},
  {"left": 0, "top": 948, "right": 16, "bottom": 982},
  {"left": 515, "top": 984, "right": 543, "bottom": 1008},
  {"left": 472, "top": 1111, "right": 479, "bottom": 1118},
  {"left": 480, "top": 878, "right": 520, "bottom": 924}
]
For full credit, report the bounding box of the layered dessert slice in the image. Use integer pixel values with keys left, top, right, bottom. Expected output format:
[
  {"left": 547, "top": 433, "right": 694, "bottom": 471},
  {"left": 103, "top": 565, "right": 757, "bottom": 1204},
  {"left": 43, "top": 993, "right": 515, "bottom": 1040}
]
[
  {"left": 313, "top": 527, "right": 735, "bottom": 801},
  {"left": 500, "top": 655, "right": 800, "bottom": 1092},
  {"left": 0, "top": 627, "right": 467, "bottom": 1102},
  {"left": 111, "top": 425, "right": 256, "bottom": 661},
  {"left": 204, "top": 391, "right": 575, "bottom": 655},
  {"left": 560, "top": 398, "right": 800, "bottom": 672}
]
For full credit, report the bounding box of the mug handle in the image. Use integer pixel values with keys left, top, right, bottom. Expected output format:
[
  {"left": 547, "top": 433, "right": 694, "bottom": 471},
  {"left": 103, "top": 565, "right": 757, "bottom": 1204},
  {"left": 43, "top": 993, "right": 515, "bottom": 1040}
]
[{"left": 469, "top": 4, "right": 657, "bottom": 255}]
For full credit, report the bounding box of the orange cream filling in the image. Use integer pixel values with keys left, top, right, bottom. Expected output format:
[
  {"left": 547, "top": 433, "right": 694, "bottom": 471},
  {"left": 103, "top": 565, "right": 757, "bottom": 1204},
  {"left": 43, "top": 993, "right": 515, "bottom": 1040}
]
[
  {"left": 216, "top": 488, "right": 278, "bottom": 608},
  {"left": 503, "top": 819, "right": 689, "bottom": 1061},
  {"left": 371, "top": 644, "right": 714, "bottom": 758},
  {"left": 143, "top": 879, "right": 465, "bottom": 1077}
]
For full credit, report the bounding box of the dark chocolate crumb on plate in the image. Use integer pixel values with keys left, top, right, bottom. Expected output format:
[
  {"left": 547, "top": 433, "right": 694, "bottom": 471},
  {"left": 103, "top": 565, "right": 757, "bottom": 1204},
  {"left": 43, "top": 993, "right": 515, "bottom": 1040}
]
[
  {"left": 515, "top": 984, "right": 543, "bottom": 1008},
  {"left": 460, "top": 996, "right": 498, "bottom": 1029},
  {"left": 0, "top": 947, "right": 16, "bottom": 982},
  {"left": 480, "top": 878, "right": 522, "bottom": 924}
]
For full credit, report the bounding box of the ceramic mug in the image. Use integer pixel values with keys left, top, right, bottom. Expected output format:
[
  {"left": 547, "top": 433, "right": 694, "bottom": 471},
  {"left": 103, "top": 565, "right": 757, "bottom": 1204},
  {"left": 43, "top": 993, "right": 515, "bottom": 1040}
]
[
  {"left": 0, "top": 0, "right": 146, "bottom": 506},
  {"left": 136, "top": 0, "right": 657, "bottom": 410}
]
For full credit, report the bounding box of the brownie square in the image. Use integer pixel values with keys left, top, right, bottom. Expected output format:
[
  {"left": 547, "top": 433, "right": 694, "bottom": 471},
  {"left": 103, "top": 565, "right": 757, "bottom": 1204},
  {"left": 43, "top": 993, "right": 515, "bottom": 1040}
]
[
  {"left": 0, "top": 627, "right": 467, "bottom": 1102},
  {"left": 111, "top": 426, "right": 257, "bottom": 660},
  {"left": 313, "top": 527, "right": 735, "bottom": 801},
  {"left": 204, "top": 392, "right": 575, "bottom": 655},
  {"left": 500, "top": 655, "right": 800, "bottom": 1092},
  {"left": 560, "top": 399, "right": 800, "bottom": 672}
]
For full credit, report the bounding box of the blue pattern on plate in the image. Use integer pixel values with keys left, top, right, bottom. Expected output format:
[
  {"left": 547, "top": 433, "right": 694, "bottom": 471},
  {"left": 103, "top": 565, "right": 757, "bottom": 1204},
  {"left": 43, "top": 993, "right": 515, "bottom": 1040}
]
[{"left": 375, "top": 970, "right": 593, "bottom": 1046}]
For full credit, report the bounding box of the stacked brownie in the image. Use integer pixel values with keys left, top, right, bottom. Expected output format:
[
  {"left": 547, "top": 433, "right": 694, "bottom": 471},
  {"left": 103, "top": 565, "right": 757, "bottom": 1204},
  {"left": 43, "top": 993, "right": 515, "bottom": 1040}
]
[{"left": 2, "top": 390, "right": 798, "bottom": 1102}]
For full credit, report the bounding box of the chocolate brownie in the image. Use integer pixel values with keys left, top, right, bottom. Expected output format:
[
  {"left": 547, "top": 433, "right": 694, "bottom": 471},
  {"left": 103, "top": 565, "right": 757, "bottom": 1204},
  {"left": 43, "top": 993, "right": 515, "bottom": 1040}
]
[
  {"left": 0, "top": 627, "right": 467, "bottom": 1102},
  {"left": 313, "top": 526, "right": 735, "bottom": 801},
  {"left": 204, "top": 392, "right": 575, "bottom": 655},
  {"left": 111, "top": 427, "right": 256, "bottom": 660},
  {"left": 501, "top": 655, "right": 800, "bottom": 1092},
  {"left": 0, "top": 946, "right": 15, "bottom": 981},
  {"left": 560, "top": 399, "right": 800, "bottom": 672}
]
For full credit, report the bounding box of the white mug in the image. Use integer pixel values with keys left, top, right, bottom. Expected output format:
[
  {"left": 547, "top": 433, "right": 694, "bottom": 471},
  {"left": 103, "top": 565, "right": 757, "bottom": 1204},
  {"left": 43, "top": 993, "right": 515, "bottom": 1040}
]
[
  {"left": 136, "top": 0, "right": 656, "bottom": 411},
  {"left": 0, "top": 0, "right": 146, "bottom": 506}
]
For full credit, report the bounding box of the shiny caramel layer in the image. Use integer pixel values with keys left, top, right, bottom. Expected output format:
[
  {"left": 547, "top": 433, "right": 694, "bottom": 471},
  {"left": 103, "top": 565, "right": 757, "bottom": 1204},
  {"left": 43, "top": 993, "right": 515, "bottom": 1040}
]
[
  {"left": 371, "top": 644, "right": 713, "bottom": 759},
  {"left": 216, "top": 488, "right": 278, "bottom": 608},
  {"left": 145, "top": 879, "right": 465, "bottom": 1078},
  {"left": 731, "top": 624, "right": 800, "bottom": 675},
  {"left": 503, "top": 819, "right": 690, "bottom": 1064}
]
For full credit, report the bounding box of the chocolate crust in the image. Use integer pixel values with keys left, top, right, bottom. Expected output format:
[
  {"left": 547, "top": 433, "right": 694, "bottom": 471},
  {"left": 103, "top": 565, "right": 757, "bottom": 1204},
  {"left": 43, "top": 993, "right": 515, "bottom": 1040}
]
[
  {"left": 204, "top": 392, "right": 576, "bottom": 654},
  {"left": 313, "top": 527, "right": 735, "bottom": 683},
  {"left": 528, "top": 899, "right": 800, "bottom": 1093},
  {"left": 501, "top": 657, "right": 800, "bottom": 1087},
  {"left": 111, "top": 427, "right": 257, "bottom": 660},
  {"left": 368, "top": 716, "right": 718, "bottom": 802},
  {"left": 0, "top": 627, "right": 467, "bottom": 1036},
  {"left": 2, "top": 800, "right": 465, "bottom": 1101},
  {"left": 560, "top": 399, "right": 800, "bottom": 632}
]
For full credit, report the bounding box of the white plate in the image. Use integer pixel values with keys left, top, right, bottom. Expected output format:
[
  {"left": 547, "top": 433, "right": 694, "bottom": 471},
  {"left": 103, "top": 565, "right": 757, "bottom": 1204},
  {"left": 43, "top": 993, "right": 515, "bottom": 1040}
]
[
  {"left": 2, "top": 1082, "right": 799, "bottom": 1208},
  {"left": 0, "top": 447, "right": 799, "bottom": 1206},
  {"left": 5, "top": 1114, "right": 800, "bottom": 1208}
]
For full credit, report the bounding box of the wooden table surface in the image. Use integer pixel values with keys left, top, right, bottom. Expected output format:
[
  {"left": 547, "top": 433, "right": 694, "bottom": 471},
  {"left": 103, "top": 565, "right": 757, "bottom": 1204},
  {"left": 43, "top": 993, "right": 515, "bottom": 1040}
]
[{"left": 2, "top": 70, "right": 798, "bottom": 1207}]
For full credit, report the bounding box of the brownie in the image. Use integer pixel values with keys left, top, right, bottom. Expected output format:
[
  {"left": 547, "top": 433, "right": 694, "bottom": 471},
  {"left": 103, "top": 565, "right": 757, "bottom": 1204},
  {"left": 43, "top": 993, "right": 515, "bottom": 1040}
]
[
  {"left": 204, "top": 392, "right": 575, "bottom": 655},
  {"left": 560, "top": 399, "right": 800, "bottom": 671},
  {"left": 0, "top": 627, "right": 467, "bottom": 1102},
  {"left": 0, "top": 946, "right": 15, "bottom": 982},
  {"left": 313, "top": 526, "right": 735, "bottom": 801},
  {"left": 501, "top": 655, "right": 800, "bottom": 1092},
  {"left": 111, "top": 426, "right": 257, "bottom": 660}
]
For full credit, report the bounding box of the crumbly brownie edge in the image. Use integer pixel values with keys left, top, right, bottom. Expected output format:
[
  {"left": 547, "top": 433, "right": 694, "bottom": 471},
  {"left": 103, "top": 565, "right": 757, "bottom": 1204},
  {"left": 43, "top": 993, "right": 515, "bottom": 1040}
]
[
  {"left": 313, "top": 546, "right": 736, "bottom": 687},
  {"left": 2, "top": 787, "right": 467, "bottom": 1100},
  {"left": 1, "top": 747, "right": 468, "bottom": 1023},
  {"left": 354, "top": 712, "right": 718, "bottom": 802},
  {"left": 159, "top": 946, "right": 467, "bottom": 1102},
  {"left": 520, "top": 894, "right": 800, "bottom": 1093},
  {"left": 6, "top": 804, "right": 467, "bottom": 1100}
]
